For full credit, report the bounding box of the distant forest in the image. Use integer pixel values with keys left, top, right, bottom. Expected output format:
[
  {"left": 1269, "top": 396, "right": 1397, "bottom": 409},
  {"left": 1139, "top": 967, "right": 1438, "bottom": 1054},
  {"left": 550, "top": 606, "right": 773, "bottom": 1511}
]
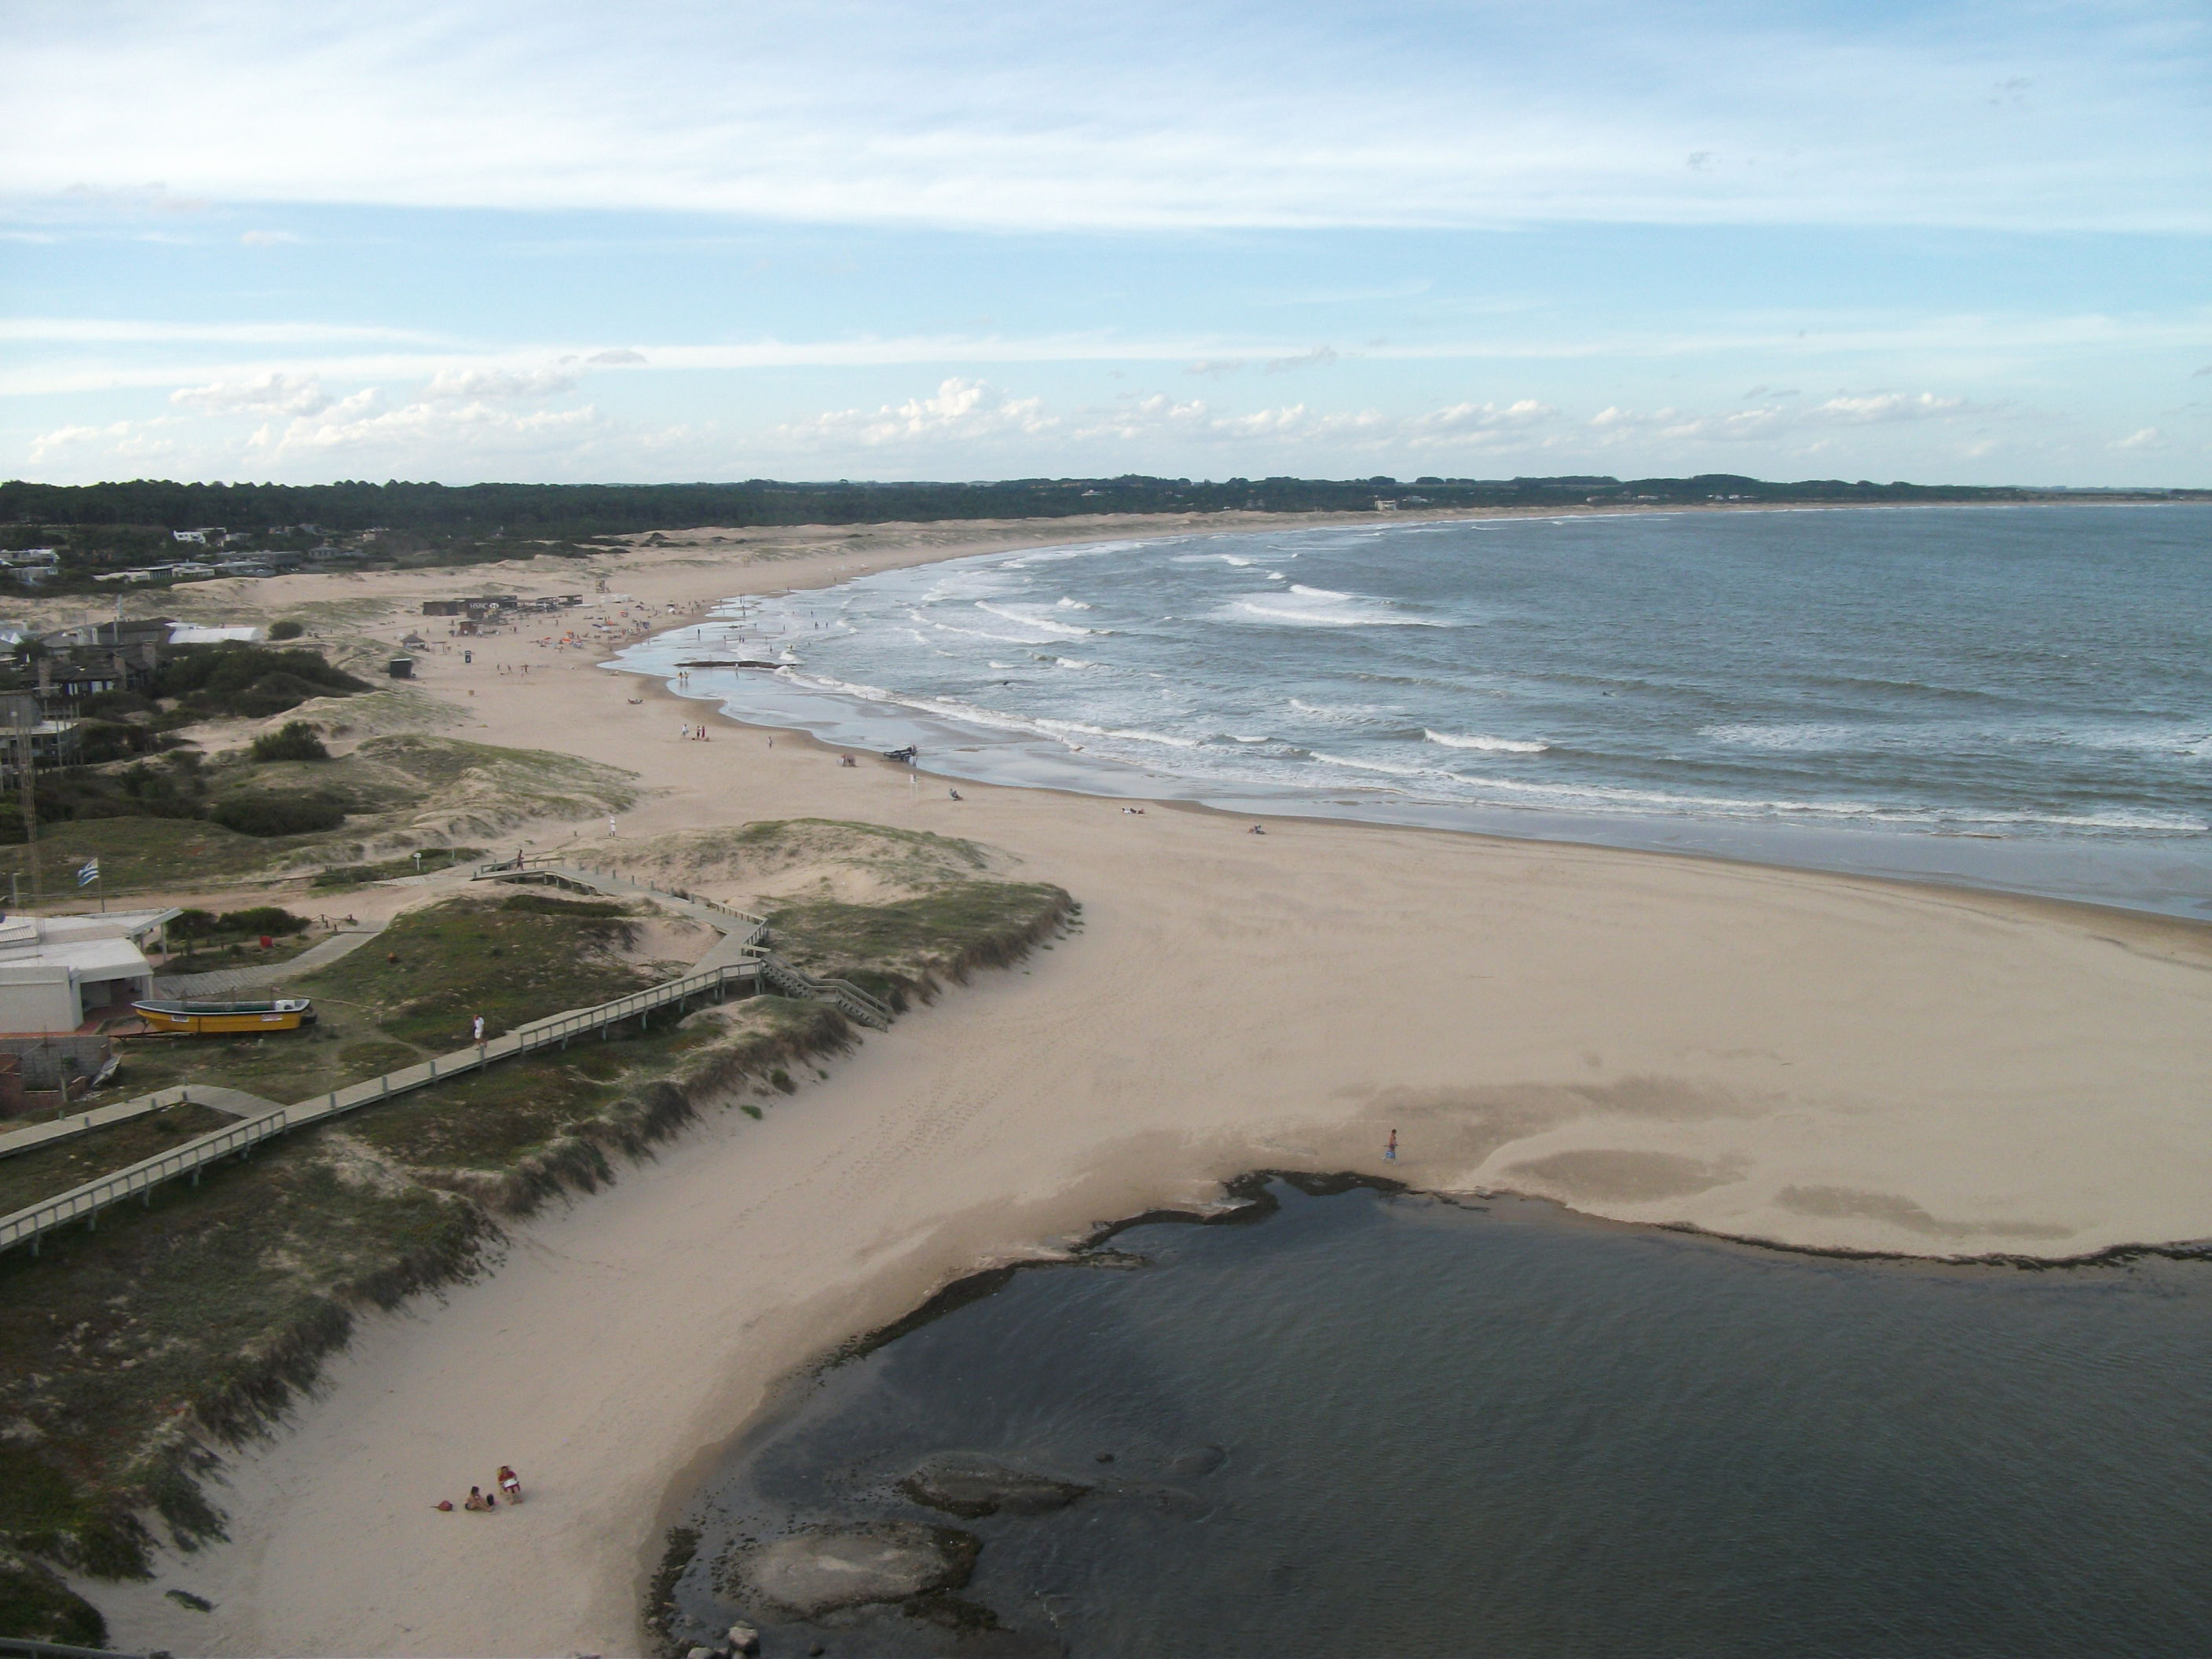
[{"left": 0, "top": 474, "right": 2111, "bottom": 540}]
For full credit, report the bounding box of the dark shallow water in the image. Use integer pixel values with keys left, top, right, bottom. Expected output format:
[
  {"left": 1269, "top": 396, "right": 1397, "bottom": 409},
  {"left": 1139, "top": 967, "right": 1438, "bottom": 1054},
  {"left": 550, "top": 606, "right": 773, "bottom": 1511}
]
[{"left": 667, "top": 1181, "right": 2212, "bottom": 1658}]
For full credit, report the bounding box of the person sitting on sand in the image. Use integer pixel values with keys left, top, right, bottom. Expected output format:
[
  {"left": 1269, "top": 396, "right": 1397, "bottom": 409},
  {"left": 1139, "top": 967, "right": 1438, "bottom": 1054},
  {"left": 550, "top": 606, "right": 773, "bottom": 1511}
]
[
  {"left": 463, "top": 1487, "right": 491, "bottom": 1511},
  {"left": 497, "top": 1466, "right": 522, "bottom": 1502}
]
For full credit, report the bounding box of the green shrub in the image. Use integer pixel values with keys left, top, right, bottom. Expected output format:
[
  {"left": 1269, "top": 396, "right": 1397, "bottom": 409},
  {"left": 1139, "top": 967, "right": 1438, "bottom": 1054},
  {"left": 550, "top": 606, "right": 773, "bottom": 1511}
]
[
  {"left": 71, "top": 720, "right": 163, "bottom": 767},
  {"left": 154, "top": 643, "right": 368, "bottom": 720},
  {"left": 0, "top": 1555, "right": 108, "bottom": 1648},
  {"left": 82, "top": 688, "right": 154, "bottom": 718},
  {"left": 251, "top": 720, "right": 330, "bottom": 763},
  {"left": 268, "top": 620, "right": 305, "bottom": 640},
  {"left": 498, "top": 892, "right": 627, "bottom": 917},
  {"left": 170, "top": 905, "right": 310, "bottom": 941},
  {"left": 210, "top": 795, "right": 346, "bottom": 837}
]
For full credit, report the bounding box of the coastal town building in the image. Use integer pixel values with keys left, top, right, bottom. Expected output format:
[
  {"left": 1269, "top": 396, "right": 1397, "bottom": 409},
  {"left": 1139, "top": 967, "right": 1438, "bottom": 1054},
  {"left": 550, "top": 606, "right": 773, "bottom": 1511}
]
[{"left": 0, "top": 909, "right": 175, "bottom": 1035}]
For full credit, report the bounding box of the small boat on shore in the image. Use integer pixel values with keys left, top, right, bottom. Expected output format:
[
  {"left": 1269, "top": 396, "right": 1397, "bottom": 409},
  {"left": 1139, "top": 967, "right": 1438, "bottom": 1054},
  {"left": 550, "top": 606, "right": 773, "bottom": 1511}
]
[{"left": 132, "top": 997, "right": 317, "bottom": 1035}]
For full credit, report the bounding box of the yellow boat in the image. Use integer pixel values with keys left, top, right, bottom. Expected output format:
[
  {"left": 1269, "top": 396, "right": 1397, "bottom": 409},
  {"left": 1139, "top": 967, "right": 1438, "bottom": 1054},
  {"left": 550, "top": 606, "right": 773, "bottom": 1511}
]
[{"left": 133, "top": 997, "right": 317, "bottom": 1035}]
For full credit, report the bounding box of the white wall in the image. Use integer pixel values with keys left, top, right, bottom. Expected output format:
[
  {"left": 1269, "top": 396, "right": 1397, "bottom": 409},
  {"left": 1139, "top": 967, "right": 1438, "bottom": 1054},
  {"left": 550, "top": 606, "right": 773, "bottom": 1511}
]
[{"left": 0, "top": 968, "right": 82, "bottom": 1033}]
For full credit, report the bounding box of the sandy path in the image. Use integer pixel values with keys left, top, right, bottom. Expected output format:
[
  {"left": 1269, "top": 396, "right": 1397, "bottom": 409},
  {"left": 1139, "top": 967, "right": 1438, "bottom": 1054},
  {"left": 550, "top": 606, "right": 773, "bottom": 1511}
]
[{"left": 91, "top": 532, "right": 2212, "bottom": 1657}]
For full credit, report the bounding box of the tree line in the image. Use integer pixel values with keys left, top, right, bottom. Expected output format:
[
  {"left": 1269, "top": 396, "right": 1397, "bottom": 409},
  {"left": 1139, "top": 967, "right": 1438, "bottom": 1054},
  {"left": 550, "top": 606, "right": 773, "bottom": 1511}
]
[{"left": 0, "top": 474, "right": 2059, "bottom": 537}]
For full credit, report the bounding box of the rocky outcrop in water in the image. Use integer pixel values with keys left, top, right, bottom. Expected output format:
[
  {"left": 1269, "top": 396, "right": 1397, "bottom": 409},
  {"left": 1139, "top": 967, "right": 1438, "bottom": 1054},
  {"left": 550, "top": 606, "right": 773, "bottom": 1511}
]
[
  {"left": 726, "top": 1521, "right": 979, "bottom": 1618},
  {"left": 899, "top": 1454, "right": 1092, "bottom": 1518}
]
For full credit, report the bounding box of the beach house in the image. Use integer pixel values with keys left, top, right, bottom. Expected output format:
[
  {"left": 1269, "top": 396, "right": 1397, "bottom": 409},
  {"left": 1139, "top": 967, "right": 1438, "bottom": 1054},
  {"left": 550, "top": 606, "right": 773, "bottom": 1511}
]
[{"left": 0, "top": 910, "right": 177, "bottom": 1035}]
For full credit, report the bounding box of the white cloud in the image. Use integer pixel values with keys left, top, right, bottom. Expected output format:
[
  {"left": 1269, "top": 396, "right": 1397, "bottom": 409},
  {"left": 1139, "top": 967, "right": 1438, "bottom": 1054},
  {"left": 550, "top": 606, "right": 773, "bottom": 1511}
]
[
  {"left": 58, "top": 181, "right": 208, "bottom": 214},
  {"left": 1067, "top": 392, "right": 1556, "bottom": 454},
  {"left": 6, "top": 1, "right": 2207, "bottom": 233},
  {"left": 1810, "top": 392, "right": 1969, "bottom": 423},
  {"left": 27, "top": 423, "right": 118, "bottom": 461},
  {"left": 240, "top": 229, "right": 302, "bottom": 245},
  {"left": 588, "top": 348, "right": 646, "bottom": 365},
  {"left": 0, "top": 317, "right": 438, "bottom": 346},
  {"left": 170, "top": 371, "right": 333, "bottom": 416},
  {"left": 248, "top": 395, "right": 598, "bottom": 458},
  {"left": 2109, "top": 427, "right": 2163, "bottom": 450},
  {"left": 28, "top": 419, "right": 179, "bottom": 465},
  {"left": 421, "top": 365, "right": 577, "bottom": 401},
  {"left": 1406, "top": 399, "right": 1554, "bottom": 435},
  {"left": 4, "top": 309, "right": 2206, "bottom": 403},
  {"left": 1591, "top": 390, "right": 1983, "bottom": 444},
  {"left": 767, "top": 378, "right": 1057, "bottom": 448}
]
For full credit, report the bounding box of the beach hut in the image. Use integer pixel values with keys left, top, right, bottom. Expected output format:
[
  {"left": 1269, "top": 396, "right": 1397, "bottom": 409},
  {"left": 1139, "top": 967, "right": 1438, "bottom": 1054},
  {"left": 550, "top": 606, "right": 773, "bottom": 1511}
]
[{"left": 386, "top": 654, "right": 416, "bottom": 679}]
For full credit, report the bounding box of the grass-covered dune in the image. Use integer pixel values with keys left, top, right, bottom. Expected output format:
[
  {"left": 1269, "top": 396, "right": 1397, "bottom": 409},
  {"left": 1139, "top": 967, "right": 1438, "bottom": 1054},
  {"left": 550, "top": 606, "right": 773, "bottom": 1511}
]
[
  {"left": 0, "top": 830, "right": 1076, "bottom": 1645},
  {"left": 0, "top": 731, "right": 639, "bottom": 898},
  {"left": 596, "top": 819, "right": 1080, "bottom": 1009}
]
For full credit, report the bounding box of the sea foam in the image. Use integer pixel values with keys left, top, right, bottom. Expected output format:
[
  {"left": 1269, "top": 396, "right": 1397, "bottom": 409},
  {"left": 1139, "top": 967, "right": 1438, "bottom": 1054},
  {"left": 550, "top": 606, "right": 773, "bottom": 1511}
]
[{"left": 1425, "top": 729, "right": 1548, "bottom": 754}]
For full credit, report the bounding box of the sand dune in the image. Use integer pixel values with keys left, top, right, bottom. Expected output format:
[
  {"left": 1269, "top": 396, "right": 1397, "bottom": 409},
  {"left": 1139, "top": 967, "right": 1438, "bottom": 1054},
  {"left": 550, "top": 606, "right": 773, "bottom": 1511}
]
[{"left": 96, "top": 526, "right": 2212, "bottom": 1657}]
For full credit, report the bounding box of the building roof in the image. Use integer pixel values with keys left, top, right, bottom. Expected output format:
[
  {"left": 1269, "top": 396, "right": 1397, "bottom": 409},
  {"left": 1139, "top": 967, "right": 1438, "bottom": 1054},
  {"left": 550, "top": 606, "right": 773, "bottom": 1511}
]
[
  {"left": 0, "top": 910, "right": 174, "bottom": 1001},
  {"left": 0, "top": 934, "right": 151, "bottom": 983}
]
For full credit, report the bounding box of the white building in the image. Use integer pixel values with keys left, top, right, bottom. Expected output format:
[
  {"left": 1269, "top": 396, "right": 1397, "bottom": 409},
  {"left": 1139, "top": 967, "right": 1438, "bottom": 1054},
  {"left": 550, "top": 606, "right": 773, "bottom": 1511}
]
[
  {"left": 0, "top": 910, "right": 178, "bottom": 1033},
  {"left": 167, "top": 623, "right": 266, "bottom": 645}
]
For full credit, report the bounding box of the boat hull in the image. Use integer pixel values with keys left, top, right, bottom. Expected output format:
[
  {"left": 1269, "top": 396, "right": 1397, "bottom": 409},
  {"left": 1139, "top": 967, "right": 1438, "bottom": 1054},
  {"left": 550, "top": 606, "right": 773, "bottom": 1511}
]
[{"left": 133, "top": 1000, "right": 316, "bottom": 1035}]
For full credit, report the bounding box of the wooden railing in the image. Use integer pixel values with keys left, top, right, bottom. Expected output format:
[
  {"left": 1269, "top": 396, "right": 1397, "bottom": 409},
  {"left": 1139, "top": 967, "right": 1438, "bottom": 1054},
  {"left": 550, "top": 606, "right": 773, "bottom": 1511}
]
[
  {"left": 756, "top": 953, "right": 895, "bottom": 1029},
  {"left": 473, "top": 857, "right": 771, "bottom": 947},
  {"left": 472, "top": 859, "right": 887, "bottom": 1023},
  {"left": 0, "top": 961, "right": 760, "bottom": 1257},
  {"left": 0, "top": 862, "right": 893, "bottom": 1257}
]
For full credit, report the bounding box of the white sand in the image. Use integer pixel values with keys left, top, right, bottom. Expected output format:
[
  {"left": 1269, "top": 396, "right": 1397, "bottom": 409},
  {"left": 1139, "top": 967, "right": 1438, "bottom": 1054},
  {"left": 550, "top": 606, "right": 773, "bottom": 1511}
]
[{"left": 93, "top": 524, "right": 2212, "bottom": 1657}]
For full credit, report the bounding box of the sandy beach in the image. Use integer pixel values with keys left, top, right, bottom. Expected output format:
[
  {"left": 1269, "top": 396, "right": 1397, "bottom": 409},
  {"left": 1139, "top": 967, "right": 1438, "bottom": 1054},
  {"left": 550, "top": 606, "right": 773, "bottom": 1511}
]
[{"left": 82, "top": 518, "right": 2212, "bottom": 1657}]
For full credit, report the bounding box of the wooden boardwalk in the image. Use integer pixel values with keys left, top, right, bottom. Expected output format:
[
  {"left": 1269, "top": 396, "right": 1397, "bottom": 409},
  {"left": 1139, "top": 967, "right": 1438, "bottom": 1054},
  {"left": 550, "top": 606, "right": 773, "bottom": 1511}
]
[{"left": 0, "top": 862, "right": 892, "bottom": 1258}]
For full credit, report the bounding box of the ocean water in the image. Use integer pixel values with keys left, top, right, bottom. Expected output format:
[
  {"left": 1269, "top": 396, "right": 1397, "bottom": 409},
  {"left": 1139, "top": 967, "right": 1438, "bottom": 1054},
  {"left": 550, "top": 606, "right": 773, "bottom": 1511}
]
[
  {"left": 616, "top": 504, "right": 2212, "bottom": 914},
  {"left": 667, "top": 1181, "right": 2212, "bottom": 1658}
]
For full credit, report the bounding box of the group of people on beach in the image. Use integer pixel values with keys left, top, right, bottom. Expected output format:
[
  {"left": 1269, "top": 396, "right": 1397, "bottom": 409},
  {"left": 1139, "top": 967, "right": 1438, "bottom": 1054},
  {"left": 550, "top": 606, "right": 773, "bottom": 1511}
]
[{"left": 434, "top": 1466, "right": 522, "bottom": 1513}]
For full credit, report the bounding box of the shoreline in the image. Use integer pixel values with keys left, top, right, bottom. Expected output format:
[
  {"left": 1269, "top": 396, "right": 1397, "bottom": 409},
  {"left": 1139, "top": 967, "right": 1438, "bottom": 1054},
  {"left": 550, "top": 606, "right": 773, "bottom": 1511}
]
[
  {"left": 82, "top": 507, "right": 2212, "bottom": 1659},
  {"left": 660, "top": 1170, "right": 2212, "bottom": 1659},
  {"left": 610, "top": 506, "right": 2212, "bottom": 925},
  {"left": 627, "top": 653, "right": 2212, "bottom": 964}
]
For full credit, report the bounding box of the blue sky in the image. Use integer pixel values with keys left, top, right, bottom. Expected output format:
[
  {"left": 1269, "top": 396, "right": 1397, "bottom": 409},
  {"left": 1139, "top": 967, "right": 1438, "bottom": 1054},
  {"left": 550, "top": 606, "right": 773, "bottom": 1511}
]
[{"left": 4, "top": 0, "right": 2207, "bottom": 486}]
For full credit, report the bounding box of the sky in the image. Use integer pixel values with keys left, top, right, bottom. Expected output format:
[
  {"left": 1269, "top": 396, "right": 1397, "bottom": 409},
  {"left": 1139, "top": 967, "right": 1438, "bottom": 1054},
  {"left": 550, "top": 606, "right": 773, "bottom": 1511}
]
[{"left": 3, "top": 0, "right": 2207, "bottom": 487}]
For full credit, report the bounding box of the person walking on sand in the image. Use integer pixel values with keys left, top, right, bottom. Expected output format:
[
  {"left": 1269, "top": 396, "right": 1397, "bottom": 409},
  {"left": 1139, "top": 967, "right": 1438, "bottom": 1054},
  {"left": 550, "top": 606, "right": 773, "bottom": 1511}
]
[{"left": 1385, "top": 1128, "right": 1398, "bottom": 1163}]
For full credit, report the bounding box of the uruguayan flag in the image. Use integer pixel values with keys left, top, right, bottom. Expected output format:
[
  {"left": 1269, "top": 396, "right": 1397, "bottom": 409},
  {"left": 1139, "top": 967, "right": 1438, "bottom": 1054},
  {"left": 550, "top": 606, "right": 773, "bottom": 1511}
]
[{"left": 76, "top": 858, "right": 98, "bottom": 886}]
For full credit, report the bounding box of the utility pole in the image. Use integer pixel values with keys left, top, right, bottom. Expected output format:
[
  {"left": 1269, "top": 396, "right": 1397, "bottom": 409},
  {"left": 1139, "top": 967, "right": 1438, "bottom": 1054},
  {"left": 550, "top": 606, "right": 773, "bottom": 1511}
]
[{"left": 3, "top": 694, "right": 38, "bottom": 910}]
